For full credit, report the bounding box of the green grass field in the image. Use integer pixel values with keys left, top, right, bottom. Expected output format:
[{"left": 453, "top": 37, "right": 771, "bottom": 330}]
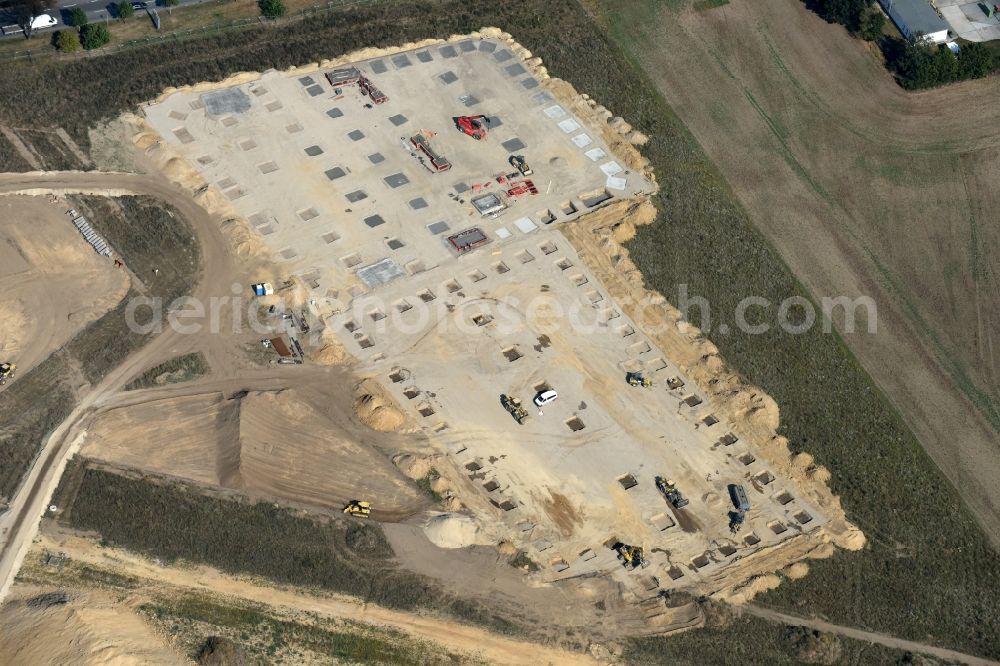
[{"left": 124, "top": 352, "right": 209, "bottom": 390}]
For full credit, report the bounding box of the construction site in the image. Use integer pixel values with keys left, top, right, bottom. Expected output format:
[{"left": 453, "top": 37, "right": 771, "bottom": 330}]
[{"left": 131, "top": 30, "right": 863, "bottom": 614}]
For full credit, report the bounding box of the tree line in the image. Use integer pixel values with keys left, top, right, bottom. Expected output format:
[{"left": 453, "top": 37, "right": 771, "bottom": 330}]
[{"left": 807, "top": 0, "right": 997, "bottom": 88}]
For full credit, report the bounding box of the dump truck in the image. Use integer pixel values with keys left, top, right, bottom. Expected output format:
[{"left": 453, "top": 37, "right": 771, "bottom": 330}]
[
  {"left": 343, "top": 500, "right": 372, "bottom": 517},
  {"left": 0, "top": 363, "right": 15, "bottom": 386},
  {"left": 500, "top": 394, "right": 529, "bottom": 425},
  {"left": 614, "top": 542, "right": 647, "bottom": 570},
  {"left": 728, "top": 484, "right": 750, "bottom": 512},
  {"left": 626, "top": 371, "right": 652, "bottom": 387},
  {"left": 728, "top": 483, "right": 750, "bottom": 533},
  {"left": 655, "top": 476, "right": 689, "bottom": 509}
]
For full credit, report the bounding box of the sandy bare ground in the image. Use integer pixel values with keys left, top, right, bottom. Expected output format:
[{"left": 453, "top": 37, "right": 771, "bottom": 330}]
[
  {"left": 81, "top": 388, "right": 429, "bottom": 519},
  {"left": 0, "top": 197, "right": 128, "bottom": 381},
  {"left": 18, "top": 532, "right": 601, "bottom": 666},
  {"left": 0, "top": 586, "right": 182, "bottom": 666},
  {"left": 603, "top": 0, "right": 1000, "bottom": 546}
]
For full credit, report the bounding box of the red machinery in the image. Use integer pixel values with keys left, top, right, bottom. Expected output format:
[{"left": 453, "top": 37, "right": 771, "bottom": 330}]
[
  {"left": 359, "top": 74, "right": 388, "bottom": 105},
  {"left": 455, "top": 115, "right": 490, "bottom": 140},
  {"left": 411, "top": 133, "right": 451, "bottom": 172},
  {"left": 506, "top": 179, "right": 538, "bottom": 197}
]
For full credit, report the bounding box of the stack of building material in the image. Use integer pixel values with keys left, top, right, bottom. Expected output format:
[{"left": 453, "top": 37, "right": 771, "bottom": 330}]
[{"left": 72, "top": 215, "right": 113, "bottom": 257}]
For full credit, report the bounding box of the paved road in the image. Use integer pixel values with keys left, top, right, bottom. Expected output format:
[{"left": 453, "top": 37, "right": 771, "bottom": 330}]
[
  {"left": 0, "top": 0, "right": 208, "bottom": 38},
  {"left": 744, "top": 605, "right": 1000, "bottom": 666}
]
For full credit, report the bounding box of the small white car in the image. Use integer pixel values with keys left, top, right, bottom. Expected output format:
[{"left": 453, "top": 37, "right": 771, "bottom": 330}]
[{"left": 533, "top": 389, "right": 558, "bottom": 407}]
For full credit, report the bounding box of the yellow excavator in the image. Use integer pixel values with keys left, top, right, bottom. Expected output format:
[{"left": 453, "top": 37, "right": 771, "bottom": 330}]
[
  {"left": 0, "top": 362, "right": 15, "bottom": 386},
  {"left": 626, "top": 371, "right": 652, "bottom": 387},
  {"left": 343, "top": 500, "right": 372, "bottom": 517},
  {"left": 614, "top": 542, "right": 648, "bottom": 570}
]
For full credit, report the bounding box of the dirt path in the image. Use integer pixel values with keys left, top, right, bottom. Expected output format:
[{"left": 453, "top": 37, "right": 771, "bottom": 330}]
[
  {"left": 0, "top": 171, "right": 240, "bottom": 603},
  {"left": 36, "top": 532, "right": 601, "bottom": 666},
  {"left": 744, "top": 605, "right": 999, "bottom": 666}
]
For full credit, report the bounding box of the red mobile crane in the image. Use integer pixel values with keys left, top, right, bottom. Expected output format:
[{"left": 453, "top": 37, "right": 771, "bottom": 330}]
[{"left": 455, "top": 115, "right": 490, "bottom": 140}]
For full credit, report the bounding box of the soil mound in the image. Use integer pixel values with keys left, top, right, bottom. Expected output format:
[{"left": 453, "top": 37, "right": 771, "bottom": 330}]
[
  {"left": 423, "top": 513, "right": 490, "bottom": 549},
  {"left": 353, "top": 379, "right": 407, "bottom": 432}
]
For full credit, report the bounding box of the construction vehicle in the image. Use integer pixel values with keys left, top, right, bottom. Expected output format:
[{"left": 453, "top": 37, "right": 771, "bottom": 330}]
[
  {"left": 655, "top": 476, "right": 689, "bottom": 509},
  {"left": 509, "top": 154, "right": 532, "bottom": 176},
  {"left": 728, "top": 483, "right": 750, "bottom": 533},
  {"left": 343, "top": 500, "right": 372, "bottom": 517},
  {"left": 455, "top": 114, "right": 490, "bottom": 140},
  {"left": 411, "top": 133, "right": 452, "bottom": 172},
  {"left": 500, "top": 394, "right": 529, "bottom": 425},
  {"left": 0, "top": 362, "right": 15, "bottom": 386},
  {"left": 613, "top": 542, "right": 648, "bottom": 570},
  {"left": 626, "top": 371, "right": 652, "bottom": 387}
]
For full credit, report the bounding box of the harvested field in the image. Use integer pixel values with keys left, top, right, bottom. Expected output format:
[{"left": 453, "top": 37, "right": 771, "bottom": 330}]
[
  {"left": 81, "top": 389, "right": 428, "bottom": 518},
  {"left": 594, "top": 0, "right": 1000, "bottom": 658}
]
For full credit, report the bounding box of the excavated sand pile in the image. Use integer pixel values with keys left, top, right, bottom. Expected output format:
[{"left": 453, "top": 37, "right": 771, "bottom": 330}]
[
  {"left": 423, "top": 513, "right": 492, "bottom": 549},
  {"left": 353, "top": 379, "right": 410, "bottom": 433}
]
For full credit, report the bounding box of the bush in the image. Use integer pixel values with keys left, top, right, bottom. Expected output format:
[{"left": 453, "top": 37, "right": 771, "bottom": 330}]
[
  {"left": 859, "top": 5, "right": 884, "bottom": 41},
  {"left": 117, "top": 1, "right": 134, "bottom": 19},
  {"left": 891, "top": 38, "right": 995, "bottom": 89},
  {"left": 80, "top": 23, "right": 110, "bottom": 50},
  {"left": 258, "top": 0, "right": 286, "bottom": 18},
  {"left": 53, "top": 29, "right": 80, "bottom": 52},
  {"left": 67, "top": 6, "right": 88, "bottom": 26}
]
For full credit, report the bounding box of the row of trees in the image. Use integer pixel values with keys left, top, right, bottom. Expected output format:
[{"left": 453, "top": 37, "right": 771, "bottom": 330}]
[
  {"left": 806, "top": 0, "right": 996, "bottom": 87},
  {"left": 893, "top": 40, "right": 994, "bottom": 88},
  {"left": 53, "top": 24, "right": 109, "bottom": 51},
  {"left": 810, "top": 0, "right": 885, "bottom": 40}
]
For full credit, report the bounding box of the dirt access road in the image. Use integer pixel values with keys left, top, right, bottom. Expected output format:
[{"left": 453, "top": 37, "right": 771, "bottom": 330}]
[
  {"left": 0, "top": 171, "right": 241, "bottom": 603},
  {"left": 33, "top": 532, "right": 601, "bottom": 666},
  {"left": 598, "top": 0, "right": 1000, "bottom": 547},
  {"left": 744, "top": 605, "right": 1000, "bottom": 666}
]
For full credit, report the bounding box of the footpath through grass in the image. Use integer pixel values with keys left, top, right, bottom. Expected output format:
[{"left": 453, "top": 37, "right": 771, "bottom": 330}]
[{"left": 0, "top": 0, "right": 997, "bottom": 658}]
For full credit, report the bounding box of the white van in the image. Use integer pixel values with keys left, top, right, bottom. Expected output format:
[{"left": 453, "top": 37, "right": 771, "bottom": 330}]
[{"left": 30, "top": 15, "right": 59, "bottom": 30}]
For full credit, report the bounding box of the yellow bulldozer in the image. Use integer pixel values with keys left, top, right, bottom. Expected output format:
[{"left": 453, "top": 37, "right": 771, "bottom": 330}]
[
  {"left": 343, "top": 500, "right": 372, "bottom": 517},
  {"left": 625, "top": 371, "right": 652, "bottom": 388},
  {"left": 500, "top": 394, "right": 529, "bottom": 425},
  {"left": 0, "top": 363, "right": 16, "bottom": 386}
]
